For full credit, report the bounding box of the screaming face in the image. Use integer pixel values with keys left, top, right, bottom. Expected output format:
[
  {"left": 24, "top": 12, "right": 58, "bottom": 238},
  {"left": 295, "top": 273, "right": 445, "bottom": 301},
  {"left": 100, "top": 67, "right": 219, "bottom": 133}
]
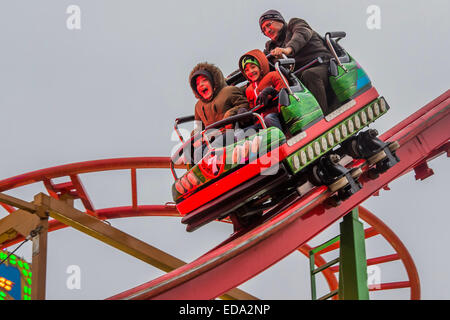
[{"left": 196, "top": 75, "right": 213, "bottom": 100}]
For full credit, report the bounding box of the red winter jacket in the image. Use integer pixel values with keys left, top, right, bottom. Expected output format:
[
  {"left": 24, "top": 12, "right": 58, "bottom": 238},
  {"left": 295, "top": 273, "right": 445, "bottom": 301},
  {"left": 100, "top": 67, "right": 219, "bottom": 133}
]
[{"left": 238, "top": 49, "right": 287, "bottom": 115}]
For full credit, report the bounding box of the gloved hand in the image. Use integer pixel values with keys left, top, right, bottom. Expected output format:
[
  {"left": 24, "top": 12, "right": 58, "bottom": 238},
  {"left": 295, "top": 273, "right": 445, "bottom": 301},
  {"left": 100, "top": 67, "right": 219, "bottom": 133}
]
[
  {"left": 236, "top": 107, "right": 253, "bottom": 128},
  {"left": 223, "top": 109, "right": 237, "bottom": 119},
  {"left": 256, "top": 87, "right": 278, "bottom": 107},
  {"left": 236, "top": 107, "right": 249, "bottom": 115}
]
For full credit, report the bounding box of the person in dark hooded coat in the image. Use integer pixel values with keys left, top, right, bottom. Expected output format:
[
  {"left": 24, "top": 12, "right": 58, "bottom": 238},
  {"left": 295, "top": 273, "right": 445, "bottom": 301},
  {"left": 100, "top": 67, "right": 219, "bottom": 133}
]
[
  {"left": 188, "top": 62, "right": 249, "bottom": 162},
  {"left": 189, "top": 62, "right": 249, "bottom": 132}
]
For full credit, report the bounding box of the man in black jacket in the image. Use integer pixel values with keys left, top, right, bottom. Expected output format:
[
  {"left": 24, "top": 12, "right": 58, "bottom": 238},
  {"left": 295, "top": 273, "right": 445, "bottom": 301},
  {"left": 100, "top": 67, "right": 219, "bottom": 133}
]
[{"left": 259, "top": 9, "right": 334, "bottom": 113}]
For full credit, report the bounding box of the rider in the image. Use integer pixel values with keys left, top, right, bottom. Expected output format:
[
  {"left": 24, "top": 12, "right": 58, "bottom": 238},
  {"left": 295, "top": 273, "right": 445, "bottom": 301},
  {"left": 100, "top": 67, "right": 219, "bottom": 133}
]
[
  {"left": 238, "top": 49, "right": 286, "bottom": 131},
  {"left": 189, "top": 62, "right": 249, "bottom": 131},
  {"left": 189, "top": 62, "right": 249, "bottom": 162},
  {"left": 259, "top": 9, "right": 334, "bottom": 114}
]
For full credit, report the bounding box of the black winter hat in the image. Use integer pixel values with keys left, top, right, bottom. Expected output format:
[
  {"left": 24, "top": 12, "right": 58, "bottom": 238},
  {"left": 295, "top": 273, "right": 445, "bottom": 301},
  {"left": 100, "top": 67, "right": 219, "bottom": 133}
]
[{"left": 259, "top": 9, "right": 286, "bottom": 31}]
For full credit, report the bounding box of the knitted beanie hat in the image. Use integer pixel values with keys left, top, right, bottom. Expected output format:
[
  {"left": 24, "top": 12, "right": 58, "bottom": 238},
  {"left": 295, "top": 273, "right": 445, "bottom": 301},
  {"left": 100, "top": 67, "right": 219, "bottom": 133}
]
[
  {"left": 259, "top": 9, "right": 286, "bottom": 31},
  {"left": 241, "top": 55, "right": 260, "bottom": 70}
]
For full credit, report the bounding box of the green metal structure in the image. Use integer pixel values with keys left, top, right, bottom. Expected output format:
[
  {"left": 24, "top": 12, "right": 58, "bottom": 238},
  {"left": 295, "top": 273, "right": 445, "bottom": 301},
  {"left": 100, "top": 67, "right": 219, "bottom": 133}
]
[{"left": 309, "top": 207, "right": 369, "bottom": 300}]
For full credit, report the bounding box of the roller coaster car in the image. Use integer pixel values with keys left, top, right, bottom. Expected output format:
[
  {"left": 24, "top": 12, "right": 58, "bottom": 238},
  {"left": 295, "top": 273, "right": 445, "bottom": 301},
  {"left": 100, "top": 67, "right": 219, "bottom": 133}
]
[{"left": 170, "top": 32, "right": 400, "bottom": 232}]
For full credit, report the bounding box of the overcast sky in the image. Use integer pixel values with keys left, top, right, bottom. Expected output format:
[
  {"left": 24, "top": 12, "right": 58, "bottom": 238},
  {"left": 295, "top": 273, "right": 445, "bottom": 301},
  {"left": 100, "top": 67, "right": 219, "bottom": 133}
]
[{"left": 0, "top": 0, "right": 449, "bottom": 300}]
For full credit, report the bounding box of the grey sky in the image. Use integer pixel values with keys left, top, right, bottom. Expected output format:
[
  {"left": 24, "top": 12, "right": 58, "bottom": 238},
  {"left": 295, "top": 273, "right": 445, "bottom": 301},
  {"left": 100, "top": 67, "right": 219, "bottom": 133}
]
[{"left": 0, "top": 0, "right": 449, "bottom": 299}]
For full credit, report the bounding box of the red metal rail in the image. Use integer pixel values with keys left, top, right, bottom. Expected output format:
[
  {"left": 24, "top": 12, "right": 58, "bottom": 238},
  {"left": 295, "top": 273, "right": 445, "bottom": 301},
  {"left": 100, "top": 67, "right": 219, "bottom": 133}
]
[
  {"left": 0, "top": 91, "right": 448, "bottom": 299},
  {"left": 108, "top": 90, "right": 448, "bottom": 300}
]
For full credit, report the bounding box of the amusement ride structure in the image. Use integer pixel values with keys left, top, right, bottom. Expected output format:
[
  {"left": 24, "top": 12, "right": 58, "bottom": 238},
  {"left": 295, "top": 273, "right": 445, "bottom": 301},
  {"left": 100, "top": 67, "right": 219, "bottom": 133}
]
[{"left": 0, "top": 89, "right": 448, "bottom": 300}]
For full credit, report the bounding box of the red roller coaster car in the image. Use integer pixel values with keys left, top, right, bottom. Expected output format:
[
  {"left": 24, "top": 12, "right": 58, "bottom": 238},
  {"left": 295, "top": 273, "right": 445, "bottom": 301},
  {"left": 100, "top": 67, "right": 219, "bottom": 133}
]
[{"left": 170, "top": 32, "right": 400, "bottom": 232}]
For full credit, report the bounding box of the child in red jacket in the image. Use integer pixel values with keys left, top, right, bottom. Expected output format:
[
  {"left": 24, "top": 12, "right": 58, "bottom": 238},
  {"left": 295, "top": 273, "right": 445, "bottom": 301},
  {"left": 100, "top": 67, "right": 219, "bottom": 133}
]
[{"left": 238, "top": 49, "right": 286, "bottom": 130}]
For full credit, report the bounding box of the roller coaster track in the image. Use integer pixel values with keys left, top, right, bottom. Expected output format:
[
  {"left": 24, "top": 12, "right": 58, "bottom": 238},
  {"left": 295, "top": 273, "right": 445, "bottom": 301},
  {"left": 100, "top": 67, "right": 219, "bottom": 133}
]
[{"left": 0, "top": 90, "right": 448, "bottom": 300}]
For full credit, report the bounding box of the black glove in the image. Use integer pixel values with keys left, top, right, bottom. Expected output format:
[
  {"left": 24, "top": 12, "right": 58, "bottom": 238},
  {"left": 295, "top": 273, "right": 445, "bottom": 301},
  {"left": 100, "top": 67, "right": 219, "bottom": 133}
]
[
  {"left": 237, "top": 107, "right": 249, "bottom": 115},
  {"left": 236, "top": 107, "right": 253, "bottom": 128},
  {"left": 256, "top": 87, "right": 278, "bottom": 107}
]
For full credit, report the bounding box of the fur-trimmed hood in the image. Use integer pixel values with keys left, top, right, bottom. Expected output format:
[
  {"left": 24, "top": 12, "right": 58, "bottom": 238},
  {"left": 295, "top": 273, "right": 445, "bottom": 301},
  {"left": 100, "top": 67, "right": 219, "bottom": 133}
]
[{"left": 189, "top": 62, "right": 227, "bottom": 102}]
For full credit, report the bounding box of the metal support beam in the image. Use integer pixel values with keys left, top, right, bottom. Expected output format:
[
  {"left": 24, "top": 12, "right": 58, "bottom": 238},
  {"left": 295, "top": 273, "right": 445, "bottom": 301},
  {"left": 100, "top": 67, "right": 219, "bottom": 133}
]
[
  {"left": 30, "top": 218, "right": 49, "bottom": 300},
  {"left": 0, "top": 192, "right": 255, "bottom": 300},
  {"left": 0, "top": 209, "right": 40, "bottom": 244},
  {"left": 30, "top": 194, "right": 50, "bottom": 300},
  {"left": 32, "top": 193, "right": 256, "bottom": 300},
  {"left": 0, "top": 193, "right": 37, "bottom": 213},
  {"left": 338, "top": 208, "right": 369, "bottom": 300},
  {"left": 34, "top": 193, "right": 189, "bottom": 271},
  {"left": 413, "top": 162, "right": 434, "bottom": 181}
]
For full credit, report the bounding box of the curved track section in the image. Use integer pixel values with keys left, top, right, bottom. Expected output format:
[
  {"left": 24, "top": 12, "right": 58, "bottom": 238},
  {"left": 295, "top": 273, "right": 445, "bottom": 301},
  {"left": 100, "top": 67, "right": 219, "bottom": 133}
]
[
  {"left": 109, "top": 91, "right": 448, "bottom": 300},
  {"left": 0, "top": 90, "right": 448, "bottom": 300},
  {"left": 0, "top": 157, "right": 183, "bottom": 249},
  {"left": 302, "top": 205, "right": 420, "bottom": 300}
]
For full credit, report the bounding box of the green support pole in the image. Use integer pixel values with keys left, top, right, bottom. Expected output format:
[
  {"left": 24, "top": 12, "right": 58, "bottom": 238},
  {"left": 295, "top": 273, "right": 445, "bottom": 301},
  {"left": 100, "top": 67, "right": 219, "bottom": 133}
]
[
  {"left": 338, "top": 207, "right": 369, "bottom": 300},
  {"left": 309, "top": 251, "right": 317, "bottom": 300}
]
